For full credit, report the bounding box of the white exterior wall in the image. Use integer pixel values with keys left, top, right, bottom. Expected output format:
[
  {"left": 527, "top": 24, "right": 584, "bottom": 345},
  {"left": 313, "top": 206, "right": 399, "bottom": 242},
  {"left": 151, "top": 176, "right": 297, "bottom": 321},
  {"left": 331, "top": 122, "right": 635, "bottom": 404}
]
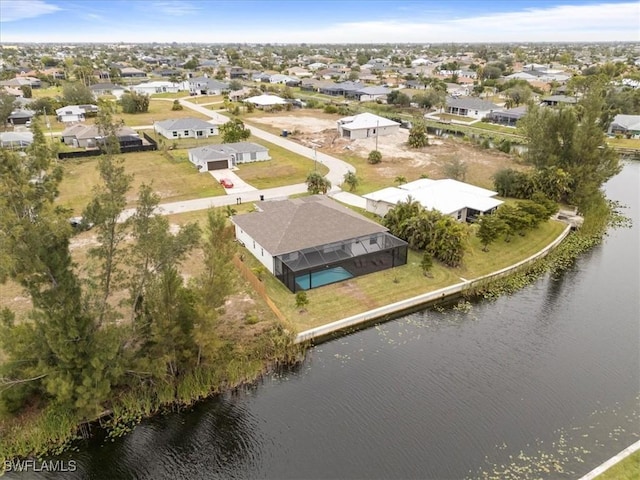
[
  {"left": 342, "top": 124, "right": 399, "bottom": 139},
  {"left": 234, "top": 225, "right": 274, "bottom": 273},
  {"left": 155, "top": 125, "right": 218, "bottom": 140},
  {"left": 365, "top": 199, "right": 395, "bottom": 217},
  {"left": 233, "top": 150, "right": 270, "bottom": 164},
  {"left": 132, "top": 84, "right": 180, "bottom": 95},
  {"left": 58, "top": 114, "right": 83, "bottom": 123}
]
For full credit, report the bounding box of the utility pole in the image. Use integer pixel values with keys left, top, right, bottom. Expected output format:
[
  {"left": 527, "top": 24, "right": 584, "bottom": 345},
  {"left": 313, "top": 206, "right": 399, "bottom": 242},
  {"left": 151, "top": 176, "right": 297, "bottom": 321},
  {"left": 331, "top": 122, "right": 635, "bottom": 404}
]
[{"left": 375, "top": 119, "right": 379, "bottom": 151}]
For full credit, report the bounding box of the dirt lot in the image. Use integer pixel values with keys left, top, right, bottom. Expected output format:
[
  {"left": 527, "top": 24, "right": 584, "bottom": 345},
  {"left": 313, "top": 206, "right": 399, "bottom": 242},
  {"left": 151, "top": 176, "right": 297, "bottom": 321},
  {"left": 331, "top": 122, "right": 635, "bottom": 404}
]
[{"left": 250, "top": 111, "right": 523, "bottom": 190}]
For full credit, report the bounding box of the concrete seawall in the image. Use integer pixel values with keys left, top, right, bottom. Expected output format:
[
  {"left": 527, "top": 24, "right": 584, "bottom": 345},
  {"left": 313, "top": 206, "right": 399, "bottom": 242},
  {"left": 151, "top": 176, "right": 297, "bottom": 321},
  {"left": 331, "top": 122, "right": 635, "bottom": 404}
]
[{"left": 295, "top": 224, "right": 572, "bottom": 344}]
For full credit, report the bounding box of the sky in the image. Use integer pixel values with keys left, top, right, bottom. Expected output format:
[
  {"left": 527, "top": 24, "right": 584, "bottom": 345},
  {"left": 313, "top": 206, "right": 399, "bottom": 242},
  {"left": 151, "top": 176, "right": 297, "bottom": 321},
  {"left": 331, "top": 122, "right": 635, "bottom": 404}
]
[{"left": 0, "top": 0, "right": 639, "bottom": 43}]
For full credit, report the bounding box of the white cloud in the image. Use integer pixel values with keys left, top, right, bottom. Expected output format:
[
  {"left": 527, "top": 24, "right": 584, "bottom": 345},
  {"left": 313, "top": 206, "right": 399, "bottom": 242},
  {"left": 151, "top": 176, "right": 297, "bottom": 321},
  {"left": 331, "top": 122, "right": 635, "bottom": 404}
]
[
  {"left": 0, "top": 0, "right": 60, "bottom": 22},
  {"left": 309, "top": 2, "right": 640, "bottom": 43},
  {"left": 151, "top": 1, "right": 200, "bottom": 17}
]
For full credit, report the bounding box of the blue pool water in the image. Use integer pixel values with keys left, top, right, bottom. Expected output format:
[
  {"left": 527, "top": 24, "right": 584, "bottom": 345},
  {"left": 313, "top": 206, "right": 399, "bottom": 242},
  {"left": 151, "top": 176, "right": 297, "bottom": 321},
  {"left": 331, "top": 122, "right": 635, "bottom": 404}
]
[{"left": 295, "top": 266, "right": 353, "bottom": 290}]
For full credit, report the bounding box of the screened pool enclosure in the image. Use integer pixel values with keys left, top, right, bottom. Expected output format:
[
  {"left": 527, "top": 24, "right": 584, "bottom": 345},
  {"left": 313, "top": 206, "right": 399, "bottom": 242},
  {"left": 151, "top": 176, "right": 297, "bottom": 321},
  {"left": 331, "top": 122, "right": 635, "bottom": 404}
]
[{"left": 274, "top": 232, "right": 408, "bottom": 292}]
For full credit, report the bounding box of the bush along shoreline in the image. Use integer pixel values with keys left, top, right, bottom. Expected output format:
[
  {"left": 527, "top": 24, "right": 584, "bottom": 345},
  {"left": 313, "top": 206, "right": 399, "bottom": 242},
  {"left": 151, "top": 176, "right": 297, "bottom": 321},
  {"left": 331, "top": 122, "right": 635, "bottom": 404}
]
[
  {"left": 0, "top": 326, "right": 304, "bottom": 465},
  {"left": 464, "top": 198, "right": 631, "bottom": 300}
]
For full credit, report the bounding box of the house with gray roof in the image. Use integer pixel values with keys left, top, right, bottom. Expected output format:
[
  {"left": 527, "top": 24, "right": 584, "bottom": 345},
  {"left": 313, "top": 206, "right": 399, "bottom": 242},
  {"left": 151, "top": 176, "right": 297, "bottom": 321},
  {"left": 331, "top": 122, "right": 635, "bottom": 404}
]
[
  {"left": 540, "top": 95, "right": 577, "bottom": 107},
  {"left": 486, "top": 105, "right": 528, "bottom": 127},
  {"left": 608, "top": 114, "right": 640, "bottom": 138},
  {"left": 188, "top": 142, "right": 269, "bottom": 171},
  {"left": 445, "top": 96, "right": 500, "bottom": 120},
  {"left": 231, "top": 196, "right": 408, "bottom": 292},
  {"left": 154, "top": 118, "right": 220, "bottom": 140},
  {"left": 188, "top": 77, "right": 229, "bottom": 95},
  {"left": 0, "top": 131, "right": 33, "bottom": 149}
]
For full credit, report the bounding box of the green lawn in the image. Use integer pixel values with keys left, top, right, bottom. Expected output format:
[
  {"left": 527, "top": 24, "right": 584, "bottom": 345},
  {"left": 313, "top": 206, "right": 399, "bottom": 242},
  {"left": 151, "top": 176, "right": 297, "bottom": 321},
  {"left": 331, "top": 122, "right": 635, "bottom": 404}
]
[
  {"left": 236, "top": 137, "right": 329, "bottom": 189},
  {"left": 595, "top": 450, "right": 640, "bottom": 480},
  {"left": 606, "top": 137, "right": 640, "bottom": 150},
  {"left": 112, "top": 98, "right": 211, "bottom": 126},
  {"left": 57, "top": 150, "right": 224, "bottom": 213},
  {"left": 471, "top": 121, "right": 521, "bottom": 134},
  {"left": 238, "top": 216, "right": 566, "bottom": 332},
  {"left": 432, "top": 112, "right": 477, "bottom": 123}
]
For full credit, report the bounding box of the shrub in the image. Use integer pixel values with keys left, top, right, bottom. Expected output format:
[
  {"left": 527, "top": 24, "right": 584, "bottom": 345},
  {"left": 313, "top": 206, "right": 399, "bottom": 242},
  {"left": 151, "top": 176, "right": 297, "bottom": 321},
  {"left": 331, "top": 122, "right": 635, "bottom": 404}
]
[
  {"left": 368, "top": 150, "right": 382, "bottom": 164},
  {"left": 324, "top": 105, "right": 338, "bottom": 114}
]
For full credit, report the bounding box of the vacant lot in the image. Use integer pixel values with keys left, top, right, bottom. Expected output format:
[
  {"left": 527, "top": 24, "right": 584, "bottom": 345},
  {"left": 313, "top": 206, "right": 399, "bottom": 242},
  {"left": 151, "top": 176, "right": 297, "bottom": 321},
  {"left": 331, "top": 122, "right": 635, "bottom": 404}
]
[
  {"left": 249, "top": 110, "right": 524, "bottom": 192},
  {"left": 57, "top": 150, "right": 225, "bottom": 213}
]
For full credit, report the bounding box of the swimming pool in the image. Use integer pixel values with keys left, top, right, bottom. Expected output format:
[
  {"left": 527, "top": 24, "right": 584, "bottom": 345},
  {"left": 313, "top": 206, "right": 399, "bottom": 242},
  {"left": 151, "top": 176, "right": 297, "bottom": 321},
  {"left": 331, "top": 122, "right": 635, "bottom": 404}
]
[{"left": 295, "top": 266, "right": 353, "bottom": 290}]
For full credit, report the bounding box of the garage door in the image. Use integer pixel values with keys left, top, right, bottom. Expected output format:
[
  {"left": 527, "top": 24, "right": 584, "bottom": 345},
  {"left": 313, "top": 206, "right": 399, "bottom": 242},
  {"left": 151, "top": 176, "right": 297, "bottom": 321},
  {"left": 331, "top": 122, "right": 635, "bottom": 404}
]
[{"left": 207, "top": 160, "right": 228, "bottom": 170}]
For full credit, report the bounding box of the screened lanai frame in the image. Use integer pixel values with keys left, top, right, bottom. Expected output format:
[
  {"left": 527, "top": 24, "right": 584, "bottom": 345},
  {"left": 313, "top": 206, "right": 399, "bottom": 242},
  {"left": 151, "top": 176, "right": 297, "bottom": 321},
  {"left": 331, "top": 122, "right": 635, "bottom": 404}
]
[{"left": 274, "top": 231, "right": 408, "bottom": 292}]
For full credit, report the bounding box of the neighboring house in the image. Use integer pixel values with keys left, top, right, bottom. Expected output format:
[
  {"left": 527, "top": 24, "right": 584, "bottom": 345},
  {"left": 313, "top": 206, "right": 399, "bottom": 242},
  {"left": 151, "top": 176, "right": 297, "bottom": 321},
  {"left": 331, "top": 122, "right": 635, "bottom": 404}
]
[
  {"left": 287, "top": 67, "right": 312, "bottom": 78},
  {"left": 608, "top": 114, "right": 640, "bottom": 138},
  {"left": 154, "top": 118, "right": 219, "bottom": 140},
  {"left": 61, "top": 124, "right": 140, "bottom": 149},
  {"left": 540, "top": 95, "right": 578, "bottom": 107},
  {"left": 119, "top": 67, "right": 147, "bottom": 78},
  {"left": 229, "top": 67, "right": 249, "bottom": 79},
  {"left": 348, "top": 85, "right": 391, "bottom": 102},
  {"left": 231, "top": 195, "right": 408, "bottom": 292},
  {"left": 445, "top": 97, "right": 499, "bottom": 120},
  {"left": 0, "top": 131, "right": 33, "bottom": 148},
  {"left": 188, "top": 142, "right": 270, "bottom": 171},
  {"left": 188, "top": 77, "right": 229, "bottom": 95},
  {"left": 363, "top": 178, "right": 503, "bottom": 222},
  {"left": 337, "top": 112, "right": 400, "bottom": 139},
  {"left": 486, "top": 105, "right": 528, "bottom": 127},
  {"left": 7, "top": 109, "right": 35, "bottom": 125},
  {"left": 244, "top": 94, "right": 288, "bottom": 108},
  {"left": 0, "top": 76, "right": 41, "bottom": 89},
  {"left": 130, "top": 80, "right": 187, "bottom": 95},
  {"left": 55, "top": 104, "right": 99, "bottom": 123},
  {"left": 90, "top": 82, "right": 127, "bottom": 99}
]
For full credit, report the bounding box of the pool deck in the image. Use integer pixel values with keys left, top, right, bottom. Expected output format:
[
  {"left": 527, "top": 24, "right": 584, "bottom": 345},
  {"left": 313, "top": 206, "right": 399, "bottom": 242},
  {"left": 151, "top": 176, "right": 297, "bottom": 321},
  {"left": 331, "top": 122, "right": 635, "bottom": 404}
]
[{"left": 295, "top": 224, "right": 572, "bottom": 344}]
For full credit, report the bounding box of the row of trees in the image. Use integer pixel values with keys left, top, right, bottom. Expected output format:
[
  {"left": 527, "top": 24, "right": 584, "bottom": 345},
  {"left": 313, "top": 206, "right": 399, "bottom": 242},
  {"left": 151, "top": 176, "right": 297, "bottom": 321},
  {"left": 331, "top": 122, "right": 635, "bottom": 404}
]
[
  {"left": 0, "top": 117, "right": 236, "bottom": 420},
  {"left": 476, "top": 198, "right": 559, "bottom": 251}
]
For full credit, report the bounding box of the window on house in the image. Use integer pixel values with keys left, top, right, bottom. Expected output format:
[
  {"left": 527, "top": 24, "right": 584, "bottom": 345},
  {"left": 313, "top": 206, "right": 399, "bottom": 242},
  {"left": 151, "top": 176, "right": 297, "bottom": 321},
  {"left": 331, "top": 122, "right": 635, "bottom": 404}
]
[
  {"left": 172, "top": 131, "right": 178, "bottom": 137},
  {"left": 253, "top": 241, "right": 255, "bottom": 249},
  {"left": 250, "top": 152, "right": 257, "bottom": 160},
  {"left": 184, "top": 130, "right": 189, "bottom": 136},
  {"left": 261, "top": 248, "right": 264, "bottom": 256}
]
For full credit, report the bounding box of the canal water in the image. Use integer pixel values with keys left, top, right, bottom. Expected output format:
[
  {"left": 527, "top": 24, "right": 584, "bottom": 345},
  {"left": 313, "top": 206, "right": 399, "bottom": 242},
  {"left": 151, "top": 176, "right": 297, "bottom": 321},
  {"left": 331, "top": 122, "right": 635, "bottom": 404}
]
[{"left": 26, "top": 163, "right": 640, "bottom": 479}]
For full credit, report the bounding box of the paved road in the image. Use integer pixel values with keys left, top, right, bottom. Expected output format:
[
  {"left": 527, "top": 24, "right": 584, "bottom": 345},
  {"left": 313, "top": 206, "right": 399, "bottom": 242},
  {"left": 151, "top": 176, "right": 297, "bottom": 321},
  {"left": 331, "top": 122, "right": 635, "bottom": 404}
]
[
  {"left": 118, "top": 97, "right": 364, "bottom": 221},
  {"left": 178, "top": 98, "right": 355, "bottom": 191}
]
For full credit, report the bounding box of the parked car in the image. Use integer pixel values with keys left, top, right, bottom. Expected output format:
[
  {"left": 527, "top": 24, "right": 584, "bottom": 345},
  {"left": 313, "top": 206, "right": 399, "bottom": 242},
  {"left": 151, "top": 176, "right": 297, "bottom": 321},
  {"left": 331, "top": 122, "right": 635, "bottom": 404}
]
[
  {"left": 69, "top": 216, "right": 94, "bottom": 231},
  {"left": 220, "top": 178, "right": 234, "bottom": 188}
]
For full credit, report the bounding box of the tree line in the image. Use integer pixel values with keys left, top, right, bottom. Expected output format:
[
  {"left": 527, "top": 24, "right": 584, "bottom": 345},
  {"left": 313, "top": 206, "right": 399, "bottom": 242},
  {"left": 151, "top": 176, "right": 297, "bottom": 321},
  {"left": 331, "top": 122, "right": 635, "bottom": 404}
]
[{"left": 0, "top": 115, "right": 239, "bottom": 421}]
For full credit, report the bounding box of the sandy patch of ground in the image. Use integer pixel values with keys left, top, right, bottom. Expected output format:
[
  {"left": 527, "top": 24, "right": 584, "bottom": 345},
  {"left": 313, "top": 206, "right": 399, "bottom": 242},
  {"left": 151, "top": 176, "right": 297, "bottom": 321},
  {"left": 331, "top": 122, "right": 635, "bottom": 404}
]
[{"left": 251, "top": 113, "right": 521, "bottom": 188}]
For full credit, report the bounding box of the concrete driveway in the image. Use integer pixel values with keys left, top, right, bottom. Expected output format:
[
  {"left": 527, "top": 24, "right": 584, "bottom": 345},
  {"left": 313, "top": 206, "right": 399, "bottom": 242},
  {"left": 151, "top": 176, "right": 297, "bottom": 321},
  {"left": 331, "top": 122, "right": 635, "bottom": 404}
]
[{"left": 207, "top": 169, "right": 258, "bottom": 195}]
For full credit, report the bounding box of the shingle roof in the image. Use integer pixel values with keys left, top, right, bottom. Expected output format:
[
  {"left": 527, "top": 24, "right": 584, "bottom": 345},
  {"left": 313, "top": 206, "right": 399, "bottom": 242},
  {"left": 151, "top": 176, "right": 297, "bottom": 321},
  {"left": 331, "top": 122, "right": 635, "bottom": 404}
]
[
  {"left": 189, "top": 142, "right": 267, "bottom": 160},
  {"left": 231, "top": 196, "right": 388, "bottom": 255},
  {"left": 610, "top": 114, "right": 640, "bottom": 131},
  {"left": 155, "top": 118, "right": 219, "bottom": 130},
  {"left": 446, "top": 96, "right": 499, "bottom": 111}
]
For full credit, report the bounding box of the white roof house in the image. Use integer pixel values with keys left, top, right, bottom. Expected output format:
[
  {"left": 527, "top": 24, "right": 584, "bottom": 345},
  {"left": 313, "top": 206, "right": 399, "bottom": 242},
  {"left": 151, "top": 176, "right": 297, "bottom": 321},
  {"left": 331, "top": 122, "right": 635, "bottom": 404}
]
[
  {"left": 364, "top": 178, "right": 503, "bottom": 222},
  {"left": 337, "top": 112, "right": 400, "bottom": 139},
  {"left": 130, "top": 81, "right": 187, "bottom": 95},
  {"left": 244, "top": 94, "right": 287, "bottom": 107}
]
